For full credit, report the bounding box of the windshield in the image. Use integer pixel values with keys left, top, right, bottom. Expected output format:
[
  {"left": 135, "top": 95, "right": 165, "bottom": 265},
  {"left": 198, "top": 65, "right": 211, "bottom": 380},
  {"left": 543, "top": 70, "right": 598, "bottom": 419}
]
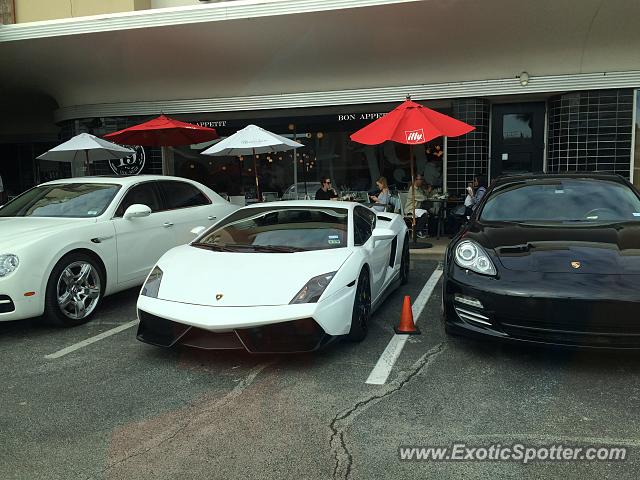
[
  {"left": 0, "top": 183, "right": 120, "bottom": 218},
  {"left": 196, "top": 206, "right": 349, "bottom": 251},
  {"left": 480, "top": 179, "right": 640, "bottom": 223}
]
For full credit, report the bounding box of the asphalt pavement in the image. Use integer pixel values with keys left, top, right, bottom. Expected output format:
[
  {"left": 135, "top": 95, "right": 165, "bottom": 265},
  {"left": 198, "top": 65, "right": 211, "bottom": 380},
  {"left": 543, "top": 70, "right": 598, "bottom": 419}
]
[{"left": 1, "top": 258, "right": 639, "bottom": 479}]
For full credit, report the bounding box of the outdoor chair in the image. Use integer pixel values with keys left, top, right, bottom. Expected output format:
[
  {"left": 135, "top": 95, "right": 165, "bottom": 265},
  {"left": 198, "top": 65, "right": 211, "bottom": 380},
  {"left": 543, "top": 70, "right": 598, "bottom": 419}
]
[
  {"left": 261, "top": 192, "right": 279, "bottom": 202},
  {"left": 229, "top": 195, "right": 246, "bottom": 207},
  {"left": 387, "top": 195, "right": 400, "bottom": 213},
  {"left": 354, "top": 191, "right": 370, "bottom": 203}
]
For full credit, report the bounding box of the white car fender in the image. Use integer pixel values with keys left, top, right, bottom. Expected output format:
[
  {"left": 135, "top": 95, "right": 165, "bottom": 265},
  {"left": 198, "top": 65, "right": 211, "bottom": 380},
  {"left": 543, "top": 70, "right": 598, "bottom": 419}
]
[
  {"left": 38, "top": 222, "right": 118, "bottom": 300},
  {"left": 319, "top": 248, "right": 368, "bottom": 304}
]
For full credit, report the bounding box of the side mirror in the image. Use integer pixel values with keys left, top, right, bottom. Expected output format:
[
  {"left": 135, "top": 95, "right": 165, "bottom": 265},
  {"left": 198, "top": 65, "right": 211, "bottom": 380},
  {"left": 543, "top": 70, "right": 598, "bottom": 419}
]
[
  {"left": 372, "top": 227, "right": 396, "bottom": 243},
  {"left": 123, "top": 204, "right": 152, "bottom": 220},
  {"left": 190, "top": 226, "right": 206, "bottom": 236}
]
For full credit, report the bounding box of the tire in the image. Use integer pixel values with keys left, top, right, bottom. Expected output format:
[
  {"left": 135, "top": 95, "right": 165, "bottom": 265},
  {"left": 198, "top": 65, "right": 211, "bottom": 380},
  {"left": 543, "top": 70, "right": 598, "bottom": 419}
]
[
  {"left": 400, "top": 236, "right": 410, "bottom": 285},
  {"left": 44, "top": 252, "right": 105, "bottom": 327},
  {"left": 347, "top": 268, "right": 371, "bottom": 342}
]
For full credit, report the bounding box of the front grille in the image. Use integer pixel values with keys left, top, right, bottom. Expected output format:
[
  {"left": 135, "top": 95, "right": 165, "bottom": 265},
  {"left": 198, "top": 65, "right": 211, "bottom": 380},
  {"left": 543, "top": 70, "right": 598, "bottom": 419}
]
[
  {"left": 236, "top": 318, "right": 327, "bottom": 353},
  {"left": 454, "top": 306, "right": 491, "bottom": 326},
  {"left": 179, "top": 329, "right": 244, "bottom": 350},
  {"left": 500, "top": 323, "right": 640, "bottom": 348},
  {"left": 494, "top": 299, "right": 640, "bottom": 335},
  {"left": 0, "top": 295, "right": 15, "bottom": 314},
  {"left": 137, "top": 310, "right": 330, "bottom": 352},
  {"left": 137, "top": 310, "right": 191, "bottom": 347}
]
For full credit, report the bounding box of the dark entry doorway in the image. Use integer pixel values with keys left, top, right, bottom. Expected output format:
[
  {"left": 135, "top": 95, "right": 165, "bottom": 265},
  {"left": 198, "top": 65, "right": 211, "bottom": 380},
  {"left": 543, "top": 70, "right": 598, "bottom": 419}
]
[{"left": 491, "top": 103, "right": 545, "bottom": 179}]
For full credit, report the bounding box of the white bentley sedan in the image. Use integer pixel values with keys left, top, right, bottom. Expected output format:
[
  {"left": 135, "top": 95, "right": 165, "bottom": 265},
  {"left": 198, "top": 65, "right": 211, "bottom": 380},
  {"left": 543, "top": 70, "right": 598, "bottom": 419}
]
[{"left": 0, "top": 175, "right": 238, "bottom": 326}]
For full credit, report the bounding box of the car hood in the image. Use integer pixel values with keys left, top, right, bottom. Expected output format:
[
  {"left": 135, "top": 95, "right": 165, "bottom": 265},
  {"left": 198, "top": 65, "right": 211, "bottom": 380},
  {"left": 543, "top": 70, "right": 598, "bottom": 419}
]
[
  {"left": 156, "top": 245, "right": 353, "bottom": 306},
  {"left": 467, "top": 221, "right": 640, "bottom": 274},
  {"left": 0, "top": 217, "right": 95, "bottom": 250}
]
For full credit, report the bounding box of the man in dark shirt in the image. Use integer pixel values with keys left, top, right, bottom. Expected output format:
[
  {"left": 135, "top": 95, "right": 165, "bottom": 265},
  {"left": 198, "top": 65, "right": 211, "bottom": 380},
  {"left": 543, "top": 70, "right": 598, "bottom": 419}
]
[{"left": 315, "top": 177, "right": 338, "bottom": 200}]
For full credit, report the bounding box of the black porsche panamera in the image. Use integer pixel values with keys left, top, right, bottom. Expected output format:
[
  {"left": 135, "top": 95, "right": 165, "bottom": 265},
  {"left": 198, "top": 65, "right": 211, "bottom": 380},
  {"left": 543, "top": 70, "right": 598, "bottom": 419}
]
[{"left": 443, "top": 173, "right": 640, "bottom": 349}]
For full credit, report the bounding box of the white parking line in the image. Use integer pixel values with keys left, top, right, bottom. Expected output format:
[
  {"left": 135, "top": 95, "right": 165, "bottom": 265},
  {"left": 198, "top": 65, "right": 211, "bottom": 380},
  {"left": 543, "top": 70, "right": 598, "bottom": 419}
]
[
  {"left": 366, "top": 268, "right": 443, "bottom": 385},
  {"left": 44, "top": 319, "right": 139, "bottom": 359}
]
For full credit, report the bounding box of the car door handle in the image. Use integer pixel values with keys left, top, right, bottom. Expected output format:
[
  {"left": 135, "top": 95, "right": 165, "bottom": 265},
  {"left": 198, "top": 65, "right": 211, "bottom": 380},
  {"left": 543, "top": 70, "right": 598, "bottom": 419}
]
[
  {"left": 90, "top": 236, "right": 114, "bottom": 243},
  {"left": 163, "top": 222, "right": 174, "bottom": 227},
  {"left": 208, "top": 216, "right": 217, "bottom": 221}
]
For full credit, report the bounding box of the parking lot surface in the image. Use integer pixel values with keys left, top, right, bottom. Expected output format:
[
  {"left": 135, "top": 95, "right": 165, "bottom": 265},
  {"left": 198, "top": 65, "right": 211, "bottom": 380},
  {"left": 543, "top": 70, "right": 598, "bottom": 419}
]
[{"left": 1, "top": 258, "right": 639, "bottom": 479}]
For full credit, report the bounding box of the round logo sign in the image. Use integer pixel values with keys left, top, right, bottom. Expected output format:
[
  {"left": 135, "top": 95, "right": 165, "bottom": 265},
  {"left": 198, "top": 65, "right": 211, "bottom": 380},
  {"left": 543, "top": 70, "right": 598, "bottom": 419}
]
[{"left": 109, "top": 146, "right": 146, "bottom": 175}]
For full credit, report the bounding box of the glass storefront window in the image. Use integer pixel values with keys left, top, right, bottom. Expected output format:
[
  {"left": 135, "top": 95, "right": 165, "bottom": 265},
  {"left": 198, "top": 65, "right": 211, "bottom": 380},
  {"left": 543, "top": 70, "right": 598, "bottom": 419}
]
[
  {"left": 503, "top": 113, "right": 533, "bottom": 144},
  {"left": 634, "top": 90, "right": 640, "bottom": 189},
  {"left": 171, "top": 125, "right": 446, "bottom": 199}
]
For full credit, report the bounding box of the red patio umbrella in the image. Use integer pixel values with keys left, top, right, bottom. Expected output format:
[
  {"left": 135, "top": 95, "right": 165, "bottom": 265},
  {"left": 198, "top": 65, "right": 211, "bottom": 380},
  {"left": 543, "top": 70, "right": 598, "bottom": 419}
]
[
  {"left": 350, "top": 96, "right": 475, "bottom": 247},
  {"left": 104, "top": 114, "right": 218, "bottom": 146}
]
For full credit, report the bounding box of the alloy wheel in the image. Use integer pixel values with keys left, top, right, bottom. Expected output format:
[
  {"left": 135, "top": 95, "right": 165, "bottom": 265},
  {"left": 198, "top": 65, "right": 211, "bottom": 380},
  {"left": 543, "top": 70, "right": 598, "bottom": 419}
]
[{"left": 56, "top": 261, "right": 101, "bottom": 320}]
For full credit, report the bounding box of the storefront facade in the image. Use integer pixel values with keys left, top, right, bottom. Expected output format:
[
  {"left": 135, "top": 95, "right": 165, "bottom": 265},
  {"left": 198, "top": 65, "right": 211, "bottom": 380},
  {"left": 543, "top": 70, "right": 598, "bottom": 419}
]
[
  {"left": 49, "top": 88, "right": 639, "bottom": 199},
  {"left": 59, "top": 104, "right": 452, "bottom": 198},
  {"left": 1, "top": 0, "right": 639, "bottom": 197}
]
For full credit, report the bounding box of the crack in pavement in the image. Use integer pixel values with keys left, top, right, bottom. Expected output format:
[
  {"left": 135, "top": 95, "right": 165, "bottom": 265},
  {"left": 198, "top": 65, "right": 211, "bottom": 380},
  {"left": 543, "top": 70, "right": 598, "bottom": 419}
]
[
  {"left": 329, "top": 342, "right": 445, "bottom": 480},
  {"left": 83, "top": 361, "right": 275, "bottom": 480}
]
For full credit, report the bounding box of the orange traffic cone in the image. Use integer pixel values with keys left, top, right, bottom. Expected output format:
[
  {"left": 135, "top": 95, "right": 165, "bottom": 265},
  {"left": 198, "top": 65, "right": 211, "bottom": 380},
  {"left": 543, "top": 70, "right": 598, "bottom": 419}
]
[{"left": 394, "top": 295, "right": 421, "bottom": 335}]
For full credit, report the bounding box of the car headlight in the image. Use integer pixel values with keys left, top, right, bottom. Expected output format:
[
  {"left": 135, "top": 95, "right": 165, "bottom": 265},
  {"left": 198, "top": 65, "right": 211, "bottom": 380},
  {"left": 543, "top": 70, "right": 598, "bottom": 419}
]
[
  {"left": 141, "top": 266, "right": 163, "bottom": 298},
  {"left": 290, "top": 272, "right": 336, "bottom": 304},
  {"left": 0, "top": 254, "right": 19, "bottom": 277},
  {"left": 454, "top": 240, "right": 497, "bottom": 276}
]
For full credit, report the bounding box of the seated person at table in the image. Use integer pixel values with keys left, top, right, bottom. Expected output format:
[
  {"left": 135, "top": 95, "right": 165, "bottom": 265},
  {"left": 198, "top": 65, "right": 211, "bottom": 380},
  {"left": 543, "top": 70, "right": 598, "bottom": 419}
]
[
  {"left": 404, "top": 174, "right": 430, "bottom": 238},
  {"left": 369, "top": 176, "right": 391, "bottom": 212},
  {"left": 315, "top": 177, "right": 338, "bottom": 200}
]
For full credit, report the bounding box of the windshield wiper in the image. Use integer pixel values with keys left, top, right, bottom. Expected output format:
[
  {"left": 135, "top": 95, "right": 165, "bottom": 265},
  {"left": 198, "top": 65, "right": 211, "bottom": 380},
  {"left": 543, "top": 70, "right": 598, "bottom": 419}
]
[
  {"left": 191, "top": 242, "right": 241, "bottom": 252},
  {"left": 224, "top": 244, "right": 307, "bottom": 253},
  {"left": 251, "top": 244, "right": 308, "bottom": 252},
  {"left": 192, "top": 242, "right": 307, "bottom": 253}
]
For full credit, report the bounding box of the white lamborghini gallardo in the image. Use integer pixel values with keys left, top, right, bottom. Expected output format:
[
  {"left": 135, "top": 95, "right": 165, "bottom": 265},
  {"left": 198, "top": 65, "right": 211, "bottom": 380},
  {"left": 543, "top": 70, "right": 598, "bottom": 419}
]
[{"left": 136, "top": 201, "right": 409, "bottom": 353}]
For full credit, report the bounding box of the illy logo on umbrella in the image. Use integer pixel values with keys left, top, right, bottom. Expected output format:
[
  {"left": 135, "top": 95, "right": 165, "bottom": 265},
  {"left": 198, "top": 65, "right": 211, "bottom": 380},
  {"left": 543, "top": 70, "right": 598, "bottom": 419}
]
[{"left": 405, "top": 129, "right": 425, "bottom": 143}]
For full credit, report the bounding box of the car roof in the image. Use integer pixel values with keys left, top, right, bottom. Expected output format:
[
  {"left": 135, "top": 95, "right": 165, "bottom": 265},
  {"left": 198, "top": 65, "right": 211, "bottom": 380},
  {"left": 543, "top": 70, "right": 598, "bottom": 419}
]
[
  {"left": 492, "top": 172, "right": 627, "bottom": 187},
  {"left": 38, "top": 175, "right": 197, "bottom": 187}
]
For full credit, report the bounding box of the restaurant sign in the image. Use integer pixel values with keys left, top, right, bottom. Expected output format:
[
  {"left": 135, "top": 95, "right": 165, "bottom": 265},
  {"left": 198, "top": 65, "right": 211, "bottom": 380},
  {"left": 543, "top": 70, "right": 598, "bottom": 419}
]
[
  {"left": 337, "top": 113, "right": 386, "bottom": 122},
  {"left": 191, "top": 112, "right": 388, "bottom": 130},
  {"left": 109, "top": 146, "right": 146, "bottom": 175}
]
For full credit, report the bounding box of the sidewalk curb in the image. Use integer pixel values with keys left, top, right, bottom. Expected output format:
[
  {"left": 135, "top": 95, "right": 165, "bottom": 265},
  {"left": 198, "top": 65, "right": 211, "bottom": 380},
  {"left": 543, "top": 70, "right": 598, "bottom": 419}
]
[{"left": 409, "top": 251, "right": 444, "bottom": 260}]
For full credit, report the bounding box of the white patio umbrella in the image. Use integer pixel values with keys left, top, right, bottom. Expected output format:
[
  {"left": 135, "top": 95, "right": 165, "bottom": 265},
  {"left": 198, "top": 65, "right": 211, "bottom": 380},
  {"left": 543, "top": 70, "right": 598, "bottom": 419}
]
[
  {"left": 201, "top": 124, "right": 304, "bottom": 201},
  {"left": 37, "top": 132, "right": 135, "bottom": 175}
]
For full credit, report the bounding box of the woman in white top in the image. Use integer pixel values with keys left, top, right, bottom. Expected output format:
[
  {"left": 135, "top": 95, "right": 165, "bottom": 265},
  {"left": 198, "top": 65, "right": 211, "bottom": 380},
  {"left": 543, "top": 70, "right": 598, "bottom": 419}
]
[
  {"left": 464, "top": 175, "right": 488, "bottom": 219},
  {"left": 370, "top": 176, "right": 391, "bottom": 212}
]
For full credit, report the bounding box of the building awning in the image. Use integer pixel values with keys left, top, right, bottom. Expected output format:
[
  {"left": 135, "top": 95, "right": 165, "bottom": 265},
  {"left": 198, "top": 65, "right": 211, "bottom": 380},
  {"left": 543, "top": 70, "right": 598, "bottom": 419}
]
[{"left": 1, "top": 0, "right": 639, "bottom": 125}]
